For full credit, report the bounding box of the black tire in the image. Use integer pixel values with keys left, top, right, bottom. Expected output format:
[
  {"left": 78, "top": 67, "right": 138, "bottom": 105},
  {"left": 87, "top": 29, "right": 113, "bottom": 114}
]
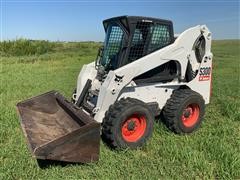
[
  {"left": 102, "top": 98, "right": 154, "bottom": 149},
  {"left": 162, "top": 89, "right": 205, "bottom": 134}
]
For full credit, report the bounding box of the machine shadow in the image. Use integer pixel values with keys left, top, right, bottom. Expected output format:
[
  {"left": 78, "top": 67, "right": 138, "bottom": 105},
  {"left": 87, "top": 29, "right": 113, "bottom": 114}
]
[{"left": 37, "top": 159, "right": 85, "bottom": 169}]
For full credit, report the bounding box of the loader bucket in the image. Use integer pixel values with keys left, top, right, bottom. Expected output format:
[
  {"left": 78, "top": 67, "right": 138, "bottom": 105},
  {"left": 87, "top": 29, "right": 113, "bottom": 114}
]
[{"left": 16, "top": 91, "right": 100, "bottom": 163}]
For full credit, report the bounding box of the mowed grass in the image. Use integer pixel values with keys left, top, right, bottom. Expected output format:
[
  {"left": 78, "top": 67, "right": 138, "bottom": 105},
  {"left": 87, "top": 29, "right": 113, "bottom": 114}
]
[{"left": 0, "top": 40, "right": 239, "bottom": 179}]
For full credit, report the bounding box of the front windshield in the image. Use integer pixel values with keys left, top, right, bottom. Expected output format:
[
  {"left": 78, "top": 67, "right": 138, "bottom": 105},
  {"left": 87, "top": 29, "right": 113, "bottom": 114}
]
[{"left": 100, "top": 23, "right": 124, "bottom": 70}]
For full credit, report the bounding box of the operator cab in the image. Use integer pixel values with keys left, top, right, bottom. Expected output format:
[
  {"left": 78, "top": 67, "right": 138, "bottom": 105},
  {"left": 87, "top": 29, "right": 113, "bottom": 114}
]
[{"left": 96, "top": 16, "right": 174, "bottom": 72}]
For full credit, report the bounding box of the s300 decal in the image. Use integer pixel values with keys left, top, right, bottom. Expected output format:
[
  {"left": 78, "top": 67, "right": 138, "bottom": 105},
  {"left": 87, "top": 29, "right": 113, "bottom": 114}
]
[{"left": 199, "top": 67, "right": 211, "bottom": 81}]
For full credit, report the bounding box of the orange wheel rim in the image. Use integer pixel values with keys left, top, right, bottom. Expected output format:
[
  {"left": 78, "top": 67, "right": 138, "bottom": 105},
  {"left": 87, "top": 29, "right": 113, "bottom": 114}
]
[
  {"left": 121, "top": 114, "right": 147, "bottom": 142},
  {"left": 181, "top": 104, "right": 200, "bottom": 127}
]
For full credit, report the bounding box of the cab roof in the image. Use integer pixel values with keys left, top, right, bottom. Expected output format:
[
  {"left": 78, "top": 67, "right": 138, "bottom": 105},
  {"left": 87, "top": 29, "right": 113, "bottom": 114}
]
[{"left": 103, "top": 15, "right": 173, "bottom": 32}]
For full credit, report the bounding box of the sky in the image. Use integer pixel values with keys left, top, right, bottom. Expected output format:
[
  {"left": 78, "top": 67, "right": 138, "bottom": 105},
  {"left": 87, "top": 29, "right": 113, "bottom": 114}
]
[{"left": 1, "top": 0, "right": 239, "bottom": 41}]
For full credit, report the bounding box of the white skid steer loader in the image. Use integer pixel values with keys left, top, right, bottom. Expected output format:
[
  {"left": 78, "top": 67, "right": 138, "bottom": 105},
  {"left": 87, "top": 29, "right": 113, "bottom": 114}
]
[{"left": 17, "top": 16, "right": 213, "bottom": 164}]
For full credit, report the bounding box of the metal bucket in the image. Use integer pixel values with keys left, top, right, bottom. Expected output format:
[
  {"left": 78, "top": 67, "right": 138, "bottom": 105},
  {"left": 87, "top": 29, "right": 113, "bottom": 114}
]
[{"left": 16, "top": 91, "right": 100, "bottom": 163}]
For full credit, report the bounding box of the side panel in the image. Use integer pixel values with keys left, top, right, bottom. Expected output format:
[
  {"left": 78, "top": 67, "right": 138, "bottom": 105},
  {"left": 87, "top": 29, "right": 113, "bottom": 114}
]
[
  {"left": 118, "top": 84, "right": 177, "bottom": 110},
  {"left": 188, "top": 54, "right": 213, "bottom": 104}
]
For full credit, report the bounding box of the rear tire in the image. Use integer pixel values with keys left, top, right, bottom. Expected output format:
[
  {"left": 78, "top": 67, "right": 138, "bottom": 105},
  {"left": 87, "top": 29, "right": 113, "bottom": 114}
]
[
  {"left": 102, "top": 98, "right": 154, "bottom": 149},
  {"left": 163, "top": 89, "right": 205, "bottom": 134}
]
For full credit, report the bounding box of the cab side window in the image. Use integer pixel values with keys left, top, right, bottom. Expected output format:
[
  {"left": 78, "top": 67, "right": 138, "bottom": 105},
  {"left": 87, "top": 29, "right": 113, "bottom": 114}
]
[
  {"left": 128, "top": 22, "right": 152, "bottom": 62},
  {"left": 128, "top": 23, "right": 172, "bottom": 63},
  {"left": 148, "top": 24, "right": 171, "bottom": 53}
]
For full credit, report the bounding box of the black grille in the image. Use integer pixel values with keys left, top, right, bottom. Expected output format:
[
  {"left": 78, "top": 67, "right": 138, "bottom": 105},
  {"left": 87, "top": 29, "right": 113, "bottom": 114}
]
[
  {"left": 148, "top": 24, "right": 171, "bottom": 53},
  {"left": 128, "top": 22, "right": 151, "bottom": 62},
  {"left": 128, "top": 22, "right": 171, "bottom": 62}
]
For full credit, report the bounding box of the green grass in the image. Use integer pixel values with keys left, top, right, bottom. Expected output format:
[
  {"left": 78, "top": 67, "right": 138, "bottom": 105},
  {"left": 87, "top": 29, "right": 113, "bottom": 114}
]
[{"left": 0, "top": 40, "right": 239, "bottom": 179}]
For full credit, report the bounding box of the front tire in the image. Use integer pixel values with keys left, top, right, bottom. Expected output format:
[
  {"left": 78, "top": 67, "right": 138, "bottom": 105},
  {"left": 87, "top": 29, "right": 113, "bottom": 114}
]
[
  {"left": 163, "top": 89, "right": 205, "bottom": 134},
  {"left": 102, "top": 98, "right": 154, "bottom": 149}
]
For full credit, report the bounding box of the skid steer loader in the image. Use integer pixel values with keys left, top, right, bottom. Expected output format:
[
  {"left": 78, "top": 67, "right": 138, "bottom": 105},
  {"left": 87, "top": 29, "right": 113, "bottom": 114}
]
[{"left": 17, "top": 16, "right": 213, "bottom": 164}]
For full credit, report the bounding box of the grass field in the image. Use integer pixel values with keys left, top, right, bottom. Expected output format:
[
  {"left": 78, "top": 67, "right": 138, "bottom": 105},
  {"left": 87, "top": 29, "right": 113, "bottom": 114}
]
[{"left": 0, "top": 40, "right": 239, "bottom": 179}]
